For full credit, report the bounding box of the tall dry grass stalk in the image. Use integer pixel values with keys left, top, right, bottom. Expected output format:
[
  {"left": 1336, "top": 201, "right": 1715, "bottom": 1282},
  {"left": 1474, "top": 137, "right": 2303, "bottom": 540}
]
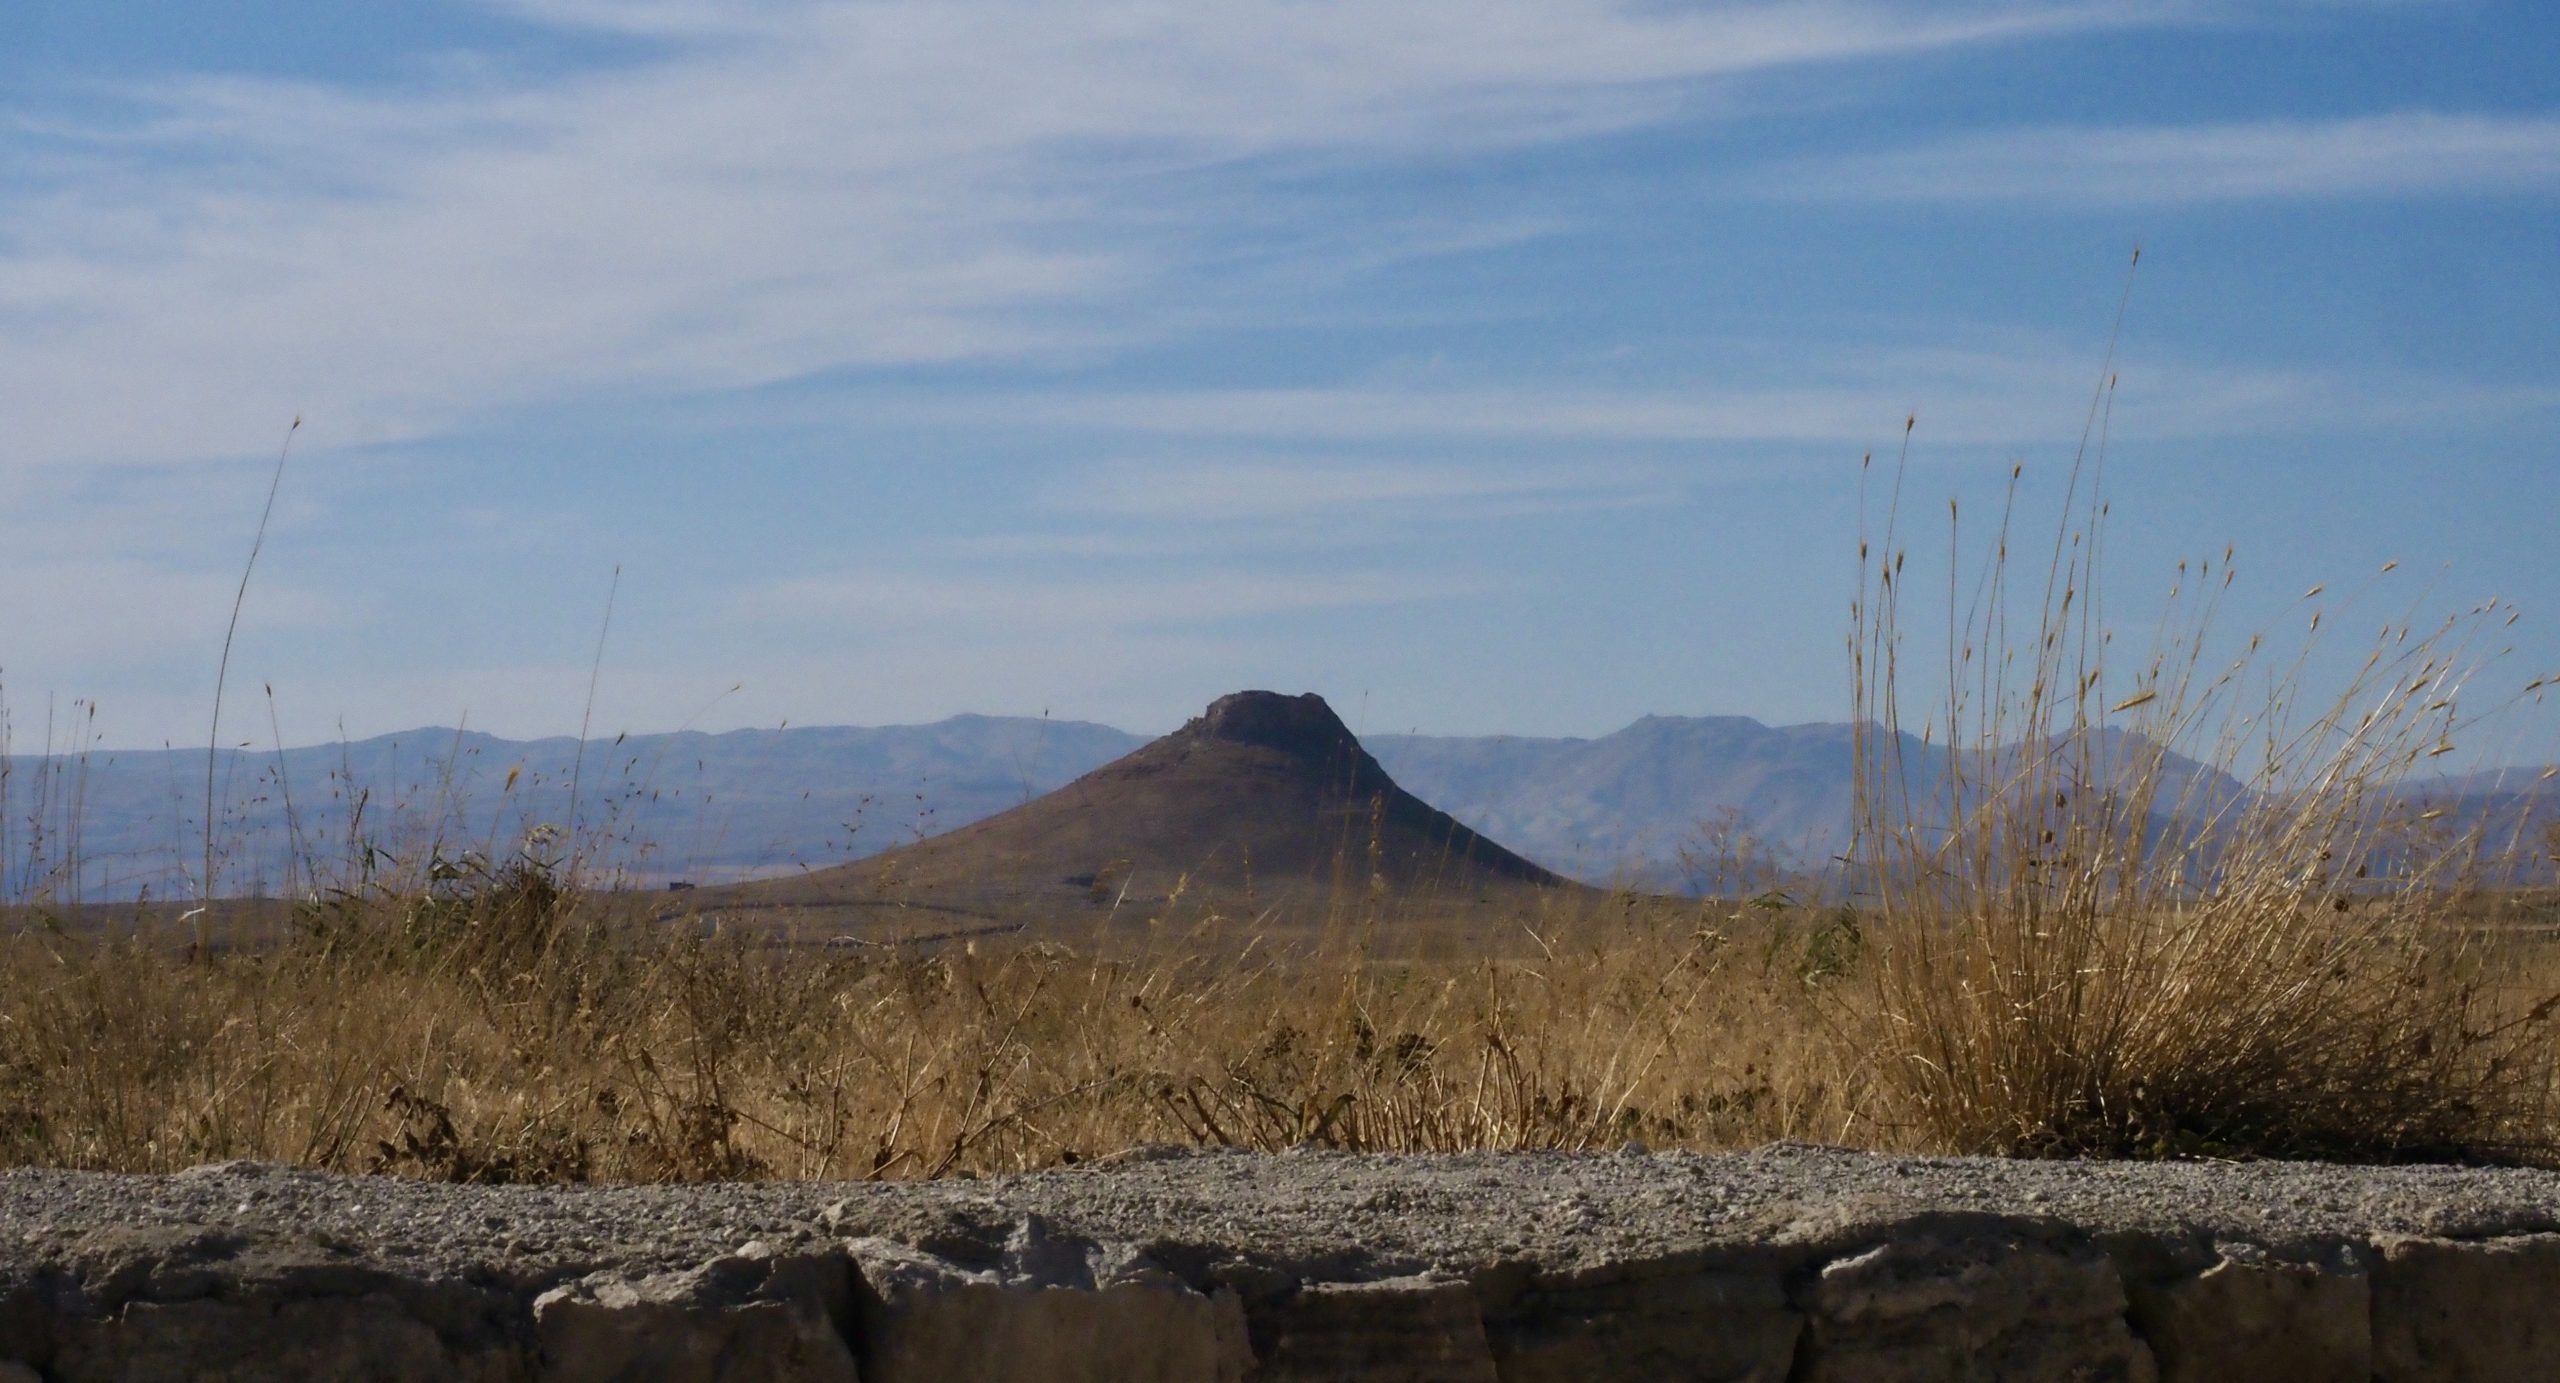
[
  {"left": 1848, "top": 387, "right": 2557, "bottom": 1161},
  {"left": 0, "top": 693, "right": 101, "bottom": 907},
  {"left": 203, "top": 417, "right": 299, "bottom": 918}
]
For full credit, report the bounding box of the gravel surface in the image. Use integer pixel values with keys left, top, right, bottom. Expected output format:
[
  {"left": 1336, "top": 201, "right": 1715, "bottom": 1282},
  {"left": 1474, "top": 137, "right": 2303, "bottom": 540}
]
[{"left": 8, "top": 1144, "right": 2560, "bottom": 1287}]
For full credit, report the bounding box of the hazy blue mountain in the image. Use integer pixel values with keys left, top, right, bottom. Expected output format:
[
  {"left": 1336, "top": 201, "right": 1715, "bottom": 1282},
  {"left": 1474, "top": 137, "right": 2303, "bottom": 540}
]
[
  {"left": 2363, "top": 766, "right": 2560, "bottom": 885},
  {"left": 3, "top": 707, "right": 2540, "bottom": 902},
  {"left": 1367, "top": 719, "right": 2260, "bottom": 889},
  {"left": 1366, "top": 717, "right": 1875, "bottom": 888},
  {"left": 1, "top": 715, "right": 1143, "bottom": 901}
]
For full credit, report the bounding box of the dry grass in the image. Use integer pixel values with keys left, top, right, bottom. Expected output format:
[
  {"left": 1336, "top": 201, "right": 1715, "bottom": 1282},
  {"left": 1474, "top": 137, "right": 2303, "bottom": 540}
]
[
  {"left": 0, "top": 812, "right": 2549, "bottom": 1182},
  {"left": 1847, "top": 391, "right": 2560, "bottom": 1162},
  {"left": 0, "top": 870, "right": 1878, "bottom": 1182}
]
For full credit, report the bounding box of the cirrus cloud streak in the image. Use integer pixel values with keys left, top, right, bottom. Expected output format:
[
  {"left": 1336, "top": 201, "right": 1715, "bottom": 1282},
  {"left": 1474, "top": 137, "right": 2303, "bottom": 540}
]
[
  {"left": 1783, "top": 110, "right": 2560, "bottom": 204},
  {"left": 1, "top": 0, "right": 2208, "bottom": 472}
]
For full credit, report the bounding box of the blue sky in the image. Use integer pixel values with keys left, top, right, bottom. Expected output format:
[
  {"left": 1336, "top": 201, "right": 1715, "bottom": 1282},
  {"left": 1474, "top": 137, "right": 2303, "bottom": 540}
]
[{"left": 3, "top": 0, "right": 2556, "bottom": 764}]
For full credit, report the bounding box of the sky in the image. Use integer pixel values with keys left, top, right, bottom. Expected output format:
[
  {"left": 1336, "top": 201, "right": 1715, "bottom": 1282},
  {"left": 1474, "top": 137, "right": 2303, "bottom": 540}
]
[{"left": 3, "top": 0, "right": 2556, "bottom": 764}]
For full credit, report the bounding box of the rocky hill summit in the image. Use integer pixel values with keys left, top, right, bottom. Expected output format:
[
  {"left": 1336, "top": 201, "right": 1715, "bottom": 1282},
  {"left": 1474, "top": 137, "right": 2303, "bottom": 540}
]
[{"left": 1191, "top": 689, "right": 1375, "bottom": 759}]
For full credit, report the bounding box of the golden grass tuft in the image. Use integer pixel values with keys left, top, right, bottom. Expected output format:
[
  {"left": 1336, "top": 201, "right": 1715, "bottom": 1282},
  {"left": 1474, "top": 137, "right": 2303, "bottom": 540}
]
[{"left": 1846, "top": 424, "right": 2559, "bottom": 1162}]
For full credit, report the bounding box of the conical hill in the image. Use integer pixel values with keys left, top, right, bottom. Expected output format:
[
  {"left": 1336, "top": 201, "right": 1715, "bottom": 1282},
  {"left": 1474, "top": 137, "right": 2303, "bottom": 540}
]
[{"left": 735, "top": 690, "right": 1567, "bottom": 915}]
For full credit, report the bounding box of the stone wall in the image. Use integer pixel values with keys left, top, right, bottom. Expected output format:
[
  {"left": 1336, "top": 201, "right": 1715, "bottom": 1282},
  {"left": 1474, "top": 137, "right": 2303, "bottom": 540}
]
[{"left": 5, "top": 1147, "right": 2559, "bottom": 1380}]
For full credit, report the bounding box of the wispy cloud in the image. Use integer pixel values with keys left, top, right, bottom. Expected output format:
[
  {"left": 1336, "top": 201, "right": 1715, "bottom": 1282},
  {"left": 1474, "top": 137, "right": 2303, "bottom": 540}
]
[
  {"left": 1784, "top": 111, "right": 2560, "bottom": 204},
  {"left": 926, "top": 347, "right": 2560, "bottom": 450},
  {"left": 0, "top": 555, "right": 347, "bottom": 684},
  {"left": 0, "top": 461, "right": 352, "bottom": 691},
  {"left": 1050, "top": 458, "right": 1674, "bottom": 523},
  {"left": 730, "top": 567, "right": 1489, "bottom": 636},
  {"left": 0, "top": 0, "right": 2182, "bottom": 472}
]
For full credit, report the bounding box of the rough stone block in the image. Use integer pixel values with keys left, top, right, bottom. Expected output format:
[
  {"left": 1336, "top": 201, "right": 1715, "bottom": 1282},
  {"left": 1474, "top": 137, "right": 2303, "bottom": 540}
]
[
  {"left": 43, "top": 1224, "right": 526, "bottom": 1383},
  {"left": 1483, "top": 1261, "right": 1799, "bottom": 1382},
  {"left": 0, "top": 1268, "right": 51, "bottom": 1371},
  {"left": 847, "top": 1237, "right": 1250, "bottom": 1383},
  {"left": 1248, "top": 1275, "right": 1496, "bottom": 1382},
  {"left": 2124, "top": 1249, "right": 2368, "bottom": 1383},
  {"left": 2371, "top": 1233, "right": 2560, "bottom": 1383},
  {"left": 52, "top": 1292, "right": 525, "bottom": 1383},
  {"left": 1798, "top": 1230, "right": 2156, "bottom": 1383},
  {"left": 535, "top": 1245, "right": 858, "bottom": 1383}
]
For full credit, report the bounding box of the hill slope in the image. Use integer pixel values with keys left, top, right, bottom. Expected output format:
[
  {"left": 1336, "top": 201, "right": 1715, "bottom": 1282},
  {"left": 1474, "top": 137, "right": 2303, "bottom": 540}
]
[{"left": 734, "top": 690, "right": 1566, "bottom": 915}]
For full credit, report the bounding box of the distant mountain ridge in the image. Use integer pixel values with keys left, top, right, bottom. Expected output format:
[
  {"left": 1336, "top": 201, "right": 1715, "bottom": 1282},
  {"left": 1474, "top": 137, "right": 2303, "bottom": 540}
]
[
  {"left": 4, "top": 709, "right": 2549, "bottom": 901},
  {"left": 0, "top": 715, "right": 1145, "bottom": 901},
  {"left": 1367, "top": 716, "right": 1874, "bottom": 887}
]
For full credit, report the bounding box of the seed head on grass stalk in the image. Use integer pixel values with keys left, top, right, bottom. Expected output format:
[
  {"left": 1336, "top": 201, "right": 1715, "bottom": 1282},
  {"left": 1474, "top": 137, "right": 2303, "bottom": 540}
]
[{"left": 1848, "top": 418, "right": 2557, "bottom": 1164}]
